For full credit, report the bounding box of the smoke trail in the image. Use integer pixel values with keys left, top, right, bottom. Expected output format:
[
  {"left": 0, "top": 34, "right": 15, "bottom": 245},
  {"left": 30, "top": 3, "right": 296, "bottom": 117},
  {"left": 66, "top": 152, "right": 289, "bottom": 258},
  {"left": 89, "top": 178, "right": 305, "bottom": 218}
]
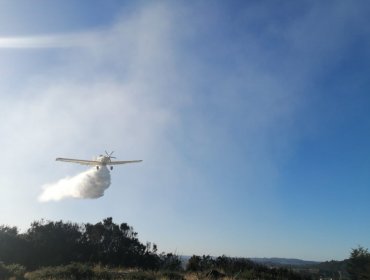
[{"left": 39, "top": 167, "right": 111, "bottom": 202}]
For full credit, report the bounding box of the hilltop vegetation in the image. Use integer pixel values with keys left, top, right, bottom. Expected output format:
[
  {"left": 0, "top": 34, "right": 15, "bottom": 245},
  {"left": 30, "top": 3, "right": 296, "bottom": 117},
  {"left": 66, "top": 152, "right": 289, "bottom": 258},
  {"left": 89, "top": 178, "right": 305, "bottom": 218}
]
[
  {"left": 0, "top": 217, "right": 175, "bottom": 270},
  {"left": 0, "top": 217, "right": 369, "bottom": 279}
]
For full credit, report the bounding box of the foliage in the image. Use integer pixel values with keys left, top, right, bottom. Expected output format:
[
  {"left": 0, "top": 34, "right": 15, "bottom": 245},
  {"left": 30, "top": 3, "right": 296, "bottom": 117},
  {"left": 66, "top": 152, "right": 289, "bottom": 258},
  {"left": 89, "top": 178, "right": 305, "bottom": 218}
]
[
  {"left": 24, "top": 263, "right": 93, "bottom": 280},
  {"left": 4, "top": 218, "right": 369, "bottom": 280},
  {"left": 80, "top": 217, "right": 147, "bottom": 267},
  {"left": 24, "top": 264, "right": 181, "bottom": 280},
  {"left": 0, "top": 225, "right": 29, "bottom": 266},
  {"left": 186, "top": 255, "right": 215, "bottom": 272},
  {"left": 25, "top": 220, "right": 83, "bottom": 268},
  {"left": 186, "top": 254, "right": 310, "bottom": 279},
  {"left": 161, "top": 270, "right": 184, "bottom": 280},
  {"left": 186, "top": 255, "right": 202, "bottom": 271},
  {"left": 312, "top": 259, "right": 349, "bottom": 279},
  {"left": 347, "top": 246, "right": 370, "bottom": 280},
  {"left": 214, "top": 255, "right": 255, "bottom": 274},
  {"left": 159, "top": 253, "right": 183, "bottom": 271},
  {"left": 0, "top": 262, "right": 26, "bottom": 279},
  {"left": 0, "top": 218, "right": 160, "bottom": 270}
]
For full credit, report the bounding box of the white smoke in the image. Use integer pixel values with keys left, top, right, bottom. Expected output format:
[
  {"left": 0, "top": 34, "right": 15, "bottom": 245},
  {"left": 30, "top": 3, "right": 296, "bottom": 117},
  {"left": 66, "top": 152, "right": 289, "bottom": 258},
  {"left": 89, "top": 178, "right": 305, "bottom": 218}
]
[{"left": 39, "top": 167, "right": 111, "bottom": 202}]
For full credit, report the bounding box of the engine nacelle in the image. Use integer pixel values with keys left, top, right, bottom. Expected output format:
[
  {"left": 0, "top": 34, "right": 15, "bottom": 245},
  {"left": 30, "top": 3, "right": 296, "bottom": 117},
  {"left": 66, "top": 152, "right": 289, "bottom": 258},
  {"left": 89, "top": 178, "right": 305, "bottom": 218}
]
[
  {"left": 110, "top": 166, "right": 113, "bottom": 170},
  {"left": 96, "top": 166, "right": 100, "bottom": 170}
]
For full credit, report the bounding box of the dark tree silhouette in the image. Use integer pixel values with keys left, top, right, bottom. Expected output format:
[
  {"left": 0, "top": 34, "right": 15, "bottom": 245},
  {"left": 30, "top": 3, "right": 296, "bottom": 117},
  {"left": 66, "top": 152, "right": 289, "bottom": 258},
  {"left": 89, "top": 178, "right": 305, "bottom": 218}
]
[
  {"left": 186, "top": 255, "right": 202, "bottom": 271},
  {"left": 24, "top": 220, "right": 83, "bottom": 268},
  {"left": 81, "top": 217, "right": 147, "bottom": 266},
  {"left": 0, "top": 226, "right": 29, "bottom": 265},
  {"left": 0, "top": 218, "right": 160, "bottom": 270},
  {"left": 347, "top": 246, "right": 370, "bottom": 280},
  {"left": 159, "top": 253, "right": 182, "bottom": 271},
  {"left": 0, "top": 217, "right": 319, "bottom": 280}
]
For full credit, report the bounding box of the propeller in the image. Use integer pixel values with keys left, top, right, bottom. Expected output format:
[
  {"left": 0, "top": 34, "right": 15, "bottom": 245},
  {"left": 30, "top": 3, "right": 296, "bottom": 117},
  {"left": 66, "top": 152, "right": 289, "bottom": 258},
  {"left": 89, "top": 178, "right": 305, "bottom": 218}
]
[{"left": 105, "top": 150, "right": 116, "bottom": 159}]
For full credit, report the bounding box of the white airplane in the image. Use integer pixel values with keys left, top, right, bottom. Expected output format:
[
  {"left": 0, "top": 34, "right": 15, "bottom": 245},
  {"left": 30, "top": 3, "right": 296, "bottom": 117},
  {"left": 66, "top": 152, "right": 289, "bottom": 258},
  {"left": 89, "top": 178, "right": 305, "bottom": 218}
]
[{"left": 56, "top": 151, "right": 142, "bottom": 170}]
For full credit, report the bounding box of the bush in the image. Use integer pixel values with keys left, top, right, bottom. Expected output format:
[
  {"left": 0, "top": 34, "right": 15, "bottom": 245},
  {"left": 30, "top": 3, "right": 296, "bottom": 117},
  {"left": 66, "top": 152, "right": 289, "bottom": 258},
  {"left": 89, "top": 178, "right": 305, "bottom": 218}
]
[
  {"left": 347, "top": 246, "right": 370, "bottom": 280},
  {"left": 160, "top": 271, "right": 184, "bottom": 280},
  {"left": 120, "top": 271, "right": 156, "bottom": 280},
  {"left": 160, "top": 253, "right": 183, "bottom": 271},
  {"left": 24, "top": 264, "right": 165, "bottom": 280},
  {"left": 0, "top": 263, "right": 26, "bottom": 279},
  {"left": 24, "top": 263, "right": 93, "bottom": 280}
]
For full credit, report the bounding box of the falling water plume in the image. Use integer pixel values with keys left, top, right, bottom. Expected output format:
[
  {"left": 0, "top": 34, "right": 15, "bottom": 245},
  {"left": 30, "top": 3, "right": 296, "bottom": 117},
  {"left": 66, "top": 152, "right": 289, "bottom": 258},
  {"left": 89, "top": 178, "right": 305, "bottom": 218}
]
[{"left": 39, "top": 166, "right": 111, "bottom": 202}]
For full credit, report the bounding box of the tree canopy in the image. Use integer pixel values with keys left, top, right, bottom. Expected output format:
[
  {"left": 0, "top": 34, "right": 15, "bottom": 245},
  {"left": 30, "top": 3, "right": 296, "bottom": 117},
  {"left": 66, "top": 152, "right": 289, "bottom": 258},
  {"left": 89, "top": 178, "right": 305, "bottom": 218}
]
[
  {"left": 347, "top": 246, "right": 370, "bottom": 280},
  {"left": 3, "top": 217, "right": 365, "bottom": 280},
  {"left": 0, "top": 218, "right": 163, "bottom": 270}
]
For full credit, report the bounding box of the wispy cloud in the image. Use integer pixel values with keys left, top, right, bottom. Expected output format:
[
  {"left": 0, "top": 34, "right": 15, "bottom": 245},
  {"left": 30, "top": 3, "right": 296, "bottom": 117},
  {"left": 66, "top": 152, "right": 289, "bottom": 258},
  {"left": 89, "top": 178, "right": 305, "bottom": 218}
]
[
  {"left": 0, "top": 1, "right": 307, "bottom": 251},
  {"left": 0, "top": 2, "right": 179, "bottom": 224},
  {"left": 1, "top": 1, "right": 367, "bottom": 260},
  {"left": 0, "top": 32, "right": 97, "bottom": 48}
]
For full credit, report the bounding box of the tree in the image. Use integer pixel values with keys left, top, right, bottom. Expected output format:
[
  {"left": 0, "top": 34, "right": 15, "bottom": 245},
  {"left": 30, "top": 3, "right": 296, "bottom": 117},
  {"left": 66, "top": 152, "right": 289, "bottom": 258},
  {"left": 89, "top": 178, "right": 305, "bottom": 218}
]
[
  {"left": 0, "top": 226, "right": 28, "bottom": 265},
  {"left": 160, "top": 253, "right": 183, "bottom": 271},
  {"left": 81, "top": 217, "right": 147, "bottom": 267},
  {"left": 347, "top": 246, "right": 370, "bottom": 280},
  {"left": 25, "top": 220, "right": 83, "bottom": 268},
  {"left": 0, "top": 217, "right": 161, "bottom": 270},
  {"left": 187, "top": 255, "right": 202, "bottom": 271}
]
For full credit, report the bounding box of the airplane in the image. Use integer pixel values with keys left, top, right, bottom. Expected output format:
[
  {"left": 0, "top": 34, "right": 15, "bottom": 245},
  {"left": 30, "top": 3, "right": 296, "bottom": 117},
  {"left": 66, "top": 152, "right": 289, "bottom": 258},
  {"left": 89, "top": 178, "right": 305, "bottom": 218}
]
[{"left": 56, "top": 151, "right": 142, "bottom": 170}]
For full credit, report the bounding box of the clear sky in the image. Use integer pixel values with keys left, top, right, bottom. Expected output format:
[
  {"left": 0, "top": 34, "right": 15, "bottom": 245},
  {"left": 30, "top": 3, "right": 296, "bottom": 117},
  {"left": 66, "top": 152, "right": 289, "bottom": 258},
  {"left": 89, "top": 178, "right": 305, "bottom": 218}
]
[{"left": 1, "top": 0, "right": 370, "bottom": 262}]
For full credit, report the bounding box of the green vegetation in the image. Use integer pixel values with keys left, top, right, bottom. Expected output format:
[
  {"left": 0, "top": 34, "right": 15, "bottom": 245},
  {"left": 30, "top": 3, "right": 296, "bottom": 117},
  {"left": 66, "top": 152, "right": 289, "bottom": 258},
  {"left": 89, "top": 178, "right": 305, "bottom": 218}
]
[
  {"left": 24, "top": 265, "right": 183, "bottom": 280},
  {"left": 0, "top": 263, "right": 26, "bottom": 280},
  {"left": 186, "top": 254, "right": 311, "bottom": 279},
  {"left": 0, "top": 218, "right": 369, "bottom": 279},
  {"left": 347, "top": 246, "right": 370, "bottom": 280},
  {"left": 0, "top": 218, "right": 166, "bottom": 270}
]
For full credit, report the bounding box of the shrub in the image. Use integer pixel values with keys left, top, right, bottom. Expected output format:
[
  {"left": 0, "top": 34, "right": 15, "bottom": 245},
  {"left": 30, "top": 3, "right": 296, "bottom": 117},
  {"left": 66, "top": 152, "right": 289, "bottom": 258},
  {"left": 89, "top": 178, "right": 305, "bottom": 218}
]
[
  {"left": 0, "top": 263, "right": 26, "bottom": 280},
  {"left": 24, "top": 263, "right": 93, "bottom": 280},
  {"left": 160, "top": 271, "right": 184, "bottom": 280}
]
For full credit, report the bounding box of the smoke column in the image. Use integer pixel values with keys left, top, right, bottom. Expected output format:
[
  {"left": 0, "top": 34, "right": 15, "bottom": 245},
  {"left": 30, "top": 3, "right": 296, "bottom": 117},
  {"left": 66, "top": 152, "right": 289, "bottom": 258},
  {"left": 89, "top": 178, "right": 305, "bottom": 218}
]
[{"left": 39, "top": 167, "right": 111, "bottom": 202}]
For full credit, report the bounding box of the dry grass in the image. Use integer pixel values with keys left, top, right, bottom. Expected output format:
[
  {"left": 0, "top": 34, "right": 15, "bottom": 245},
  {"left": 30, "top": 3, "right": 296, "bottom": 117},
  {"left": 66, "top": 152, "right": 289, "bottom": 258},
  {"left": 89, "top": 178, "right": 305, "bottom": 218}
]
[{"left": 183, "top": 272, "right": 237, "bottom": 280}]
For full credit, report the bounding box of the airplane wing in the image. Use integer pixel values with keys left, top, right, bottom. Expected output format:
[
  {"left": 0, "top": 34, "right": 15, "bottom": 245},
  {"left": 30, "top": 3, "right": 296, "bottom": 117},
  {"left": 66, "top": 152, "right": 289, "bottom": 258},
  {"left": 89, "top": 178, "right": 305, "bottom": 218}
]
[
  {"left": 56, "top": 158, "right": 100, "bottom": 166},
  {"left": 109, "top": 160, "right": 143, "bottom": 165}
]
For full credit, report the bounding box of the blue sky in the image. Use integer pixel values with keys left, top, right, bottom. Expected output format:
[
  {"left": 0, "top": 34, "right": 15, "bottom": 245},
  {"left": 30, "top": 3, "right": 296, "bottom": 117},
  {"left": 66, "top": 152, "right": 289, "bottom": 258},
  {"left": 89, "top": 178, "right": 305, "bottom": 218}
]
[{"left": 1, "top": 0, "right": 370, "bottom": 261}]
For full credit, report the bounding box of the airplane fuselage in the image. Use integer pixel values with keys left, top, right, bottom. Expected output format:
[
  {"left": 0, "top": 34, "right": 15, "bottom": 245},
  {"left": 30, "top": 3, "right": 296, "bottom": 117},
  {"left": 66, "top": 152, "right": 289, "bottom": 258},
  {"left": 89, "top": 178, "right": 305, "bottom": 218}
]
[{"left": 96, "top": 155, "right": 112, "bottom": 165}]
